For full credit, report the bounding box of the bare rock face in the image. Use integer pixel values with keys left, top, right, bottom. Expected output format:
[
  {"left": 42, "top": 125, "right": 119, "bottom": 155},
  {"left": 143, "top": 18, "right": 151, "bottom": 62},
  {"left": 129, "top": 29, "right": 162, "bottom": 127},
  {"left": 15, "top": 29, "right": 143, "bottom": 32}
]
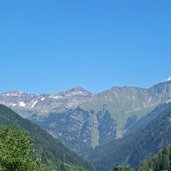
[{"left": 0, "top": 87, "right": 94, "bottom": 117}]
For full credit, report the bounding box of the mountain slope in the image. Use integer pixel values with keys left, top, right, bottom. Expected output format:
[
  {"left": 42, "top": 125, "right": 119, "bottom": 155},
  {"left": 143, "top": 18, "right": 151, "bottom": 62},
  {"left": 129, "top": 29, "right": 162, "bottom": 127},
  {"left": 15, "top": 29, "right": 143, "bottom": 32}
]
[
  {"left": 81, "top": 81, "right": 171, "bottom": 136},
  {"left": 0, "top": 104, "right": 94, "bottom": 171},
  {"left": 1, "top": 81, "right": 171, "bottom": 156},
  {"left": 33, "top": 81, "right": 171, "bottom": 156},
  {"left": 89, "top": 103, "right": 171, "bottom": 171}
]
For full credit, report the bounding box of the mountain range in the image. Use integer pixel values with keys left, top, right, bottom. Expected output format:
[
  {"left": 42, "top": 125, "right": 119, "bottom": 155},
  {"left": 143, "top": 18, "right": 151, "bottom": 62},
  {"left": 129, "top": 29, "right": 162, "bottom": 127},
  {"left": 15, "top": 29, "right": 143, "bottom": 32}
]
[
  {"left": 1, "top": 80, "right": 171, "bottom": 163},
  {"left": 0, "top": 87, "right": 93, "bottom": 117}
]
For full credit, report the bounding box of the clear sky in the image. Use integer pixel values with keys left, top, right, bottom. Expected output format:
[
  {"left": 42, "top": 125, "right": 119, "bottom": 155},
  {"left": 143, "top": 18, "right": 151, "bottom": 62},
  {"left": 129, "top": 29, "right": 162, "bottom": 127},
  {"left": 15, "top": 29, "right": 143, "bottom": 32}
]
[{"left": 0, "top": 0, "right": 171, "bottom": 94}]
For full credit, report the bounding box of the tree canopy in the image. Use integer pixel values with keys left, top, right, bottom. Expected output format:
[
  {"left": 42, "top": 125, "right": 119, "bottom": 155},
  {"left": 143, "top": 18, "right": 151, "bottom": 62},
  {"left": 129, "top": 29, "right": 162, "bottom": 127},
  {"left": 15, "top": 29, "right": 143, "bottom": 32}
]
[
  {"left": 0, "top": 125, "right": 45, "bottom": 171},
  {"left": 113, "top": 144, "right": 171, "bottom": 171}
]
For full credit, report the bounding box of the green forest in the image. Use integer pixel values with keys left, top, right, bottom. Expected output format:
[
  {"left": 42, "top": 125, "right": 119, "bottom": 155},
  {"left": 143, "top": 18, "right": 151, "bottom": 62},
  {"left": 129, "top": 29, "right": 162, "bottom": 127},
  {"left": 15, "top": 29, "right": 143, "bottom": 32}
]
[
  {"left": 0, "top": 104, "right": 93, "bottom": 171},
  {"left": 0, "top": 125, "right": 90, "bottom": 171},
  {"left": 114, "top": 144, "right": 171, "bottom": 171}
]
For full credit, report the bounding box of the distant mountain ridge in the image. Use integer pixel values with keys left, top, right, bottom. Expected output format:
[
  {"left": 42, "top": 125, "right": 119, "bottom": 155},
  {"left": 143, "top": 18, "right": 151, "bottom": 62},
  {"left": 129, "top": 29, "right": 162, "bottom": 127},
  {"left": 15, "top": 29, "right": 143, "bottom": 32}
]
[
  {"left": 1, "top": 81, "right": 171, "bottom": 156},
  {"left": 0, "top": 87, "right": 94, "bottom": 117}
]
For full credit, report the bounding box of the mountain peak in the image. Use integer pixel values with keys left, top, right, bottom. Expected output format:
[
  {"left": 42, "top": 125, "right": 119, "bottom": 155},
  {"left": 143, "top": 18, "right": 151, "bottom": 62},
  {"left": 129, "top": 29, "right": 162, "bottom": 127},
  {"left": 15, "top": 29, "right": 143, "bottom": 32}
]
[
  {"left": 2, "top": 90, "right": 24, "bottom": 97},
  {"left": 65, "top": 87, "right": 93, "bottom": 95}
]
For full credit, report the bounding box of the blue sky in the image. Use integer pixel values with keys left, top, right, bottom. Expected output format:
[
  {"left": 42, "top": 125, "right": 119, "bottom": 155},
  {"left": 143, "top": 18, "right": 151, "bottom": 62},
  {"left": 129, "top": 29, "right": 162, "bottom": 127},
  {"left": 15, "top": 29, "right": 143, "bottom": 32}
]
[{"left": 0, "top": 0, "right": 171, "bottom": 94}]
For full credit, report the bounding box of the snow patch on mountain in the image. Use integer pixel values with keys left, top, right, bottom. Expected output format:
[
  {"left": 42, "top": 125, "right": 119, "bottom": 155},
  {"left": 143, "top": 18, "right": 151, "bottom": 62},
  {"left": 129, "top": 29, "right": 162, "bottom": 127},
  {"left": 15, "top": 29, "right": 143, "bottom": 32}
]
[
  {"left": 50, "top": 95, "right": 62, "bottom": 99},
  {"left": 19, "top": 102, "right": 26, "bottom": 107},
  {"left": 41, "top": 97, "right": 45, "bottom": 101},
  {"left": 31, "top": 100, "right": 38, "bottom": 108}
]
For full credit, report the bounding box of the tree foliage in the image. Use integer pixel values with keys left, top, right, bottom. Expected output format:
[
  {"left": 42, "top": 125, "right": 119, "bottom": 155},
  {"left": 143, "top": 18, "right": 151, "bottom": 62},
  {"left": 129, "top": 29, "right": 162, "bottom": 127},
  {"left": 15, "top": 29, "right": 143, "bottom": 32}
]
[
  {"left": 113, "top": 144, "right": 171, "bottom": 171},
  {"left": 138, "top": 144, "right": 171, "bottom": 171},
  {"left": 0, "top": 104, "right": 94, "bottom": 171},
  {"left": 0, "top": 125, "right": 45, "bottom": 171}
]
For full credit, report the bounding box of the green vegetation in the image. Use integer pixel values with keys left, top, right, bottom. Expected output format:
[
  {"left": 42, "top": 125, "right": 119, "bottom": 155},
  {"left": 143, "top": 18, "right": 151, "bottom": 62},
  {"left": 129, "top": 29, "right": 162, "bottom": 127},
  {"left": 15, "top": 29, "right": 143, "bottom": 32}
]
[
  {"left": 114, "top": 144, "right": 171, "bottom": 171},
  {"left": 0, "top": 126, "right": 44, "bottom": 171},
  {"left": 113, "top": 168, "right": 133, "bottom": 171},
  {"left": 90, "top": 105, "right": 171, "bottom": 171},
  {"left": 81, "top": 86, "right": 155, "bottom": 132},
  {"left": 1, "top": 94, "right": 171, "bottom": 171},
  {"left": 138, "top": 144, "right": 171, "bottom": 171},
  {"left": 0, "top": 104, "right": 94, "bottom": 171}
]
